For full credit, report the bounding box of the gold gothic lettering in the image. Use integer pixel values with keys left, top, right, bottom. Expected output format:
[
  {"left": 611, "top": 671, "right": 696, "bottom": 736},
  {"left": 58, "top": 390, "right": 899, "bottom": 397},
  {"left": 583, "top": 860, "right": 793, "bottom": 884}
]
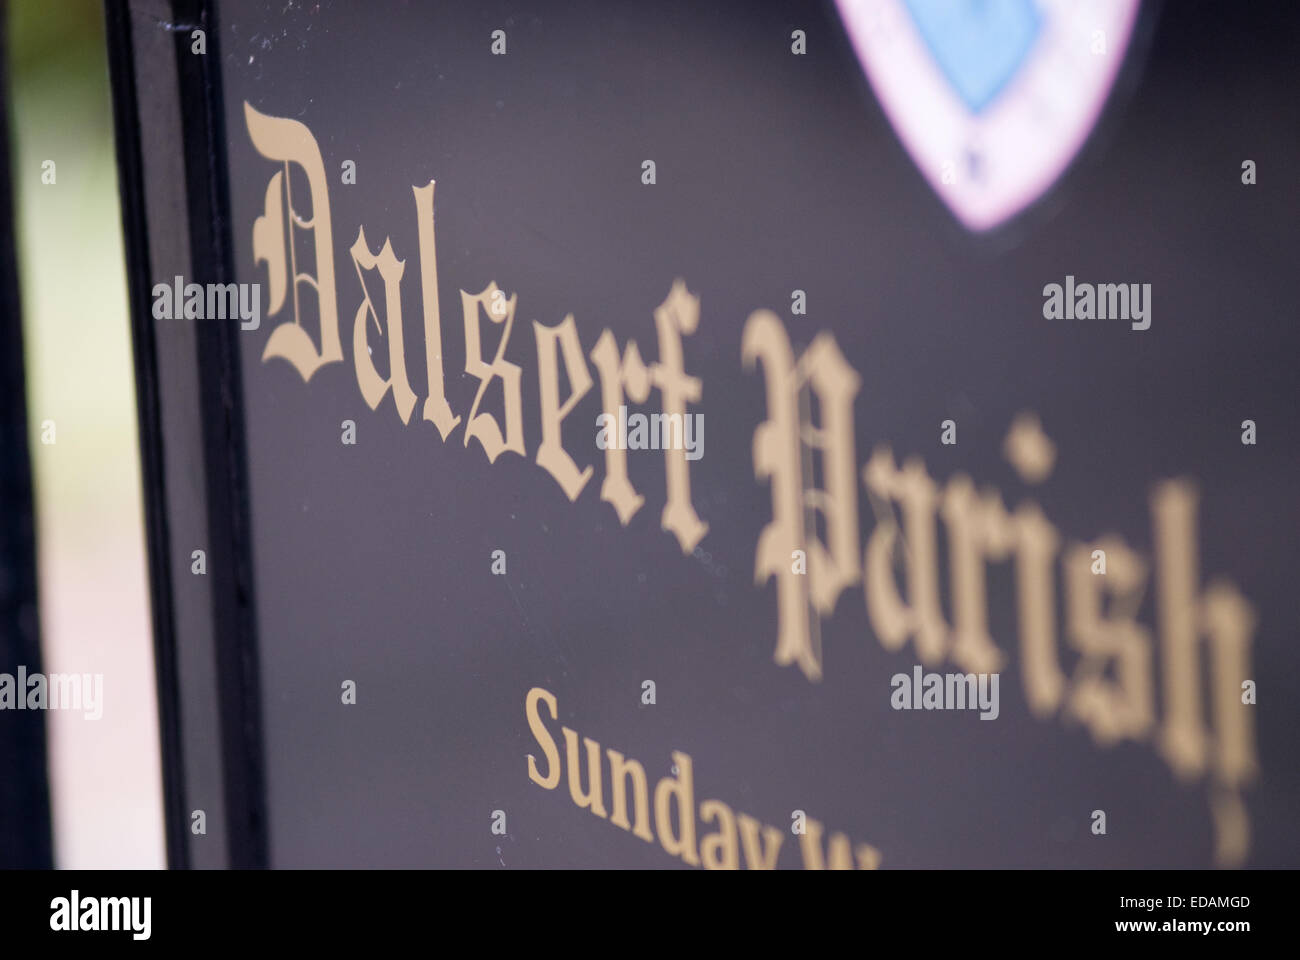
[
  {"left": 244, "top": 101, "right": 342, "bottom": 381},
  {"left": 524, "top": 686, "right": 879, "bottom": 870},
  {"left": 741, "top": 311, "right": 860, "bottom": 681},
  {"left": 244, "top": 106, "right": 1262, "bottom": 869},
  {"left": 244, "top": 107, "right": 707, "bottom": 554},
  {"left": 744, "top": 312, "right": 1259, "bottom": 865},
  {"left": 350, "top": 228, "right": 416, "bottom": 423}
]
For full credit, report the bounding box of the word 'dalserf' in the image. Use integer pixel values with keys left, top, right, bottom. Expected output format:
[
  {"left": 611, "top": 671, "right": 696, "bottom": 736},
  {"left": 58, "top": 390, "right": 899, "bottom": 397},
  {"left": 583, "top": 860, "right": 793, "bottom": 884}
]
[{"left": 242, "top": 102, "right": 707, "bottom": 553}]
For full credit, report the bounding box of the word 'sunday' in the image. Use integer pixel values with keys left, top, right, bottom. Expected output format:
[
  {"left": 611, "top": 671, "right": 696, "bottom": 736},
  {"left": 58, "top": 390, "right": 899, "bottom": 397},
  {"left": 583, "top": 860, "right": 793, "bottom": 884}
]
[
  {"left": 526, "top": 687, "right": 879, "bottom": 869},
  {"left": 239, "top": 103, "right": 1258, "bottom": 866}
]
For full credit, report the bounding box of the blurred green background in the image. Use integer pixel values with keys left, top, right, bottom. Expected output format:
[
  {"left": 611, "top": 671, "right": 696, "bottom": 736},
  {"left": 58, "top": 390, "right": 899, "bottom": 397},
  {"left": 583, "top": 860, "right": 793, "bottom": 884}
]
[{"left": 9, "top": 0, "right": 162, "bottom": 866}]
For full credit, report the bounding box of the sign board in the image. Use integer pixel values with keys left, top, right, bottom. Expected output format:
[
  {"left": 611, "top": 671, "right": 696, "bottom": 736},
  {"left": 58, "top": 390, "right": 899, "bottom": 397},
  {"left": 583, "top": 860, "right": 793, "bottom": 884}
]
[{"left": 111, "top": 0, "right": 1300, "bottom": 868}]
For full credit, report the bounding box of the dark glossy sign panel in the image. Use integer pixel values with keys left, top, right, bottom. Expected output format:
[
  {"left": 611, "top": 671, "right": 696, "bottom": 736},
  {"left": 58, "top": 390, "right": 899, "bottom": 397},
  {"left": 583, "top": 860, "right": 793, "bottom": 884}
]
[{"left": 191, "top": 0, "right": 1297, "bottom": 867}]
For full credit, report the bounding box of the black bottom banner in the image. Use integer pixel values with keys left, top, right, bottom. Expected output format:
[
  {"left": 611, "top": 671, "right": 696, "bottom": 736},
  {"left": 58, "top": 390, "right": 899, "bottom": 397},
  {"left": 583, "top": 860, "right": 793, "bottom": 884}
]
[{"left": 0, "top": 868, "right": 1283, "bottom": 946}]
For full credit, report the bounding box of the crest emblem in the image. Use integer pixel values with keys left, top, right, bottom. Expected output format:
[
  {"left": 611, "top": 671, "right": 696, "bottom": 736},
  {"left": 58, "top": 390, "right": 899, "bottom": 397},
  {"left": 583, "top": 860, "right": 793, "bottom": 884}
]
[{"left": 836, "top": 0, "right": 1141, "bottom": 231}]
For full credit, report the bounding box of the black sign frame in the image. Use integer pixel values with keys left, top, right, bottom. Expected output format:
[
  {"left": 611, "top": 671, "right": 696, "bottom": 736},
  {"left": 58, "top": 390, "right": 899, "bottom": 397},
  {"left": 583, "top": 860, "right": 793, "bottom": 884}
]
[{"left": 107, "top": 0, "right": 266, "bottom": 869}]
